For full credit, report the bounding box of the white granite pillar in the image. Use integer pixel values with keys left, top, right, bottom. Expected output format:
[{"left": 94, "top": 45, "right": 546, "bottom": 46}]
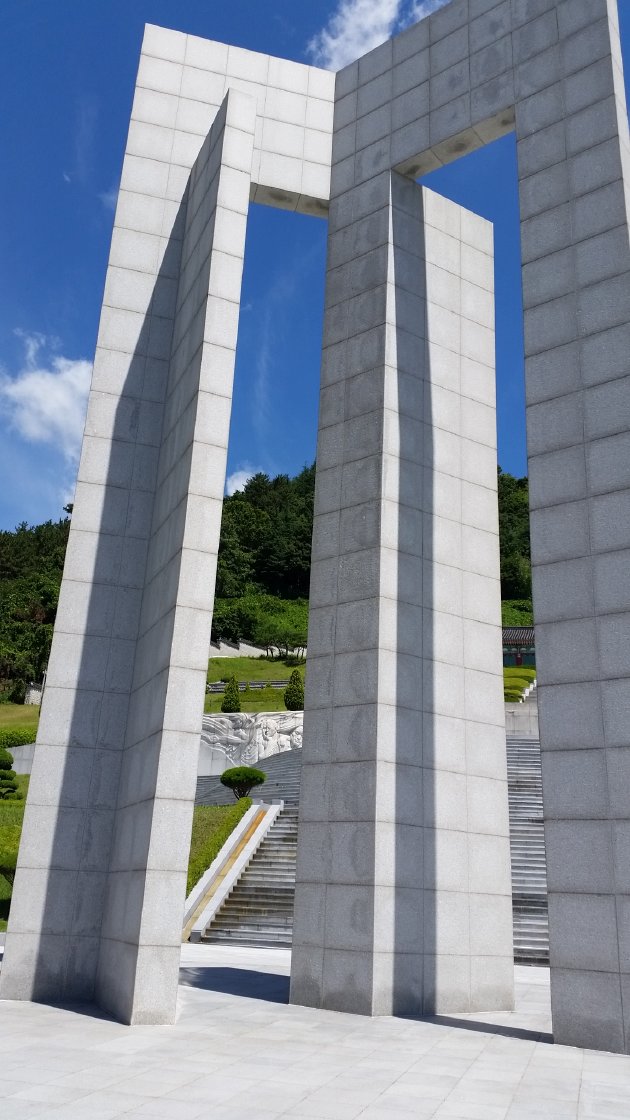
[
  {"left": 0, "top": 89, "right": 254, "bottom": 1023},
  {"left": 519, "top": 0, "right": 630, "bottom": 1053},
  {"left": 291, "top": 169, "right": 512, "bottom": 1017}
]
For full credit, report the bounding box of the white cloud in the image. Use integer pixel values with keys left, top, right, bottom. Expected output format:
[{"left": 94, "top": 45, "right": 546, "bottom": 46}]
[
  {"left": 0, "top": 333, "right": 91, "bottom": 465},
  {"left": 408, "top": 0, "right": 449, "bottom": 20},
  {"left": 225, "top": 466, "right": 262, "bottom": 496},
  {"left": 307, "top": 0, "right": 449, "bottom": 70},
  {"left": 308, "top": 0, "right": 401, "bottom": 70},
  {"left": 99, "top": 182, "right": 119, "bottom": 212}
]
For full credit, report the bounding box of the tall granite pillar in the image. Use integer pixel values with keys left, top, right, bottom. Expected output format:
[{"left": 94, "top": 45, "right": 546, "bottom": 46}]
[
  {"left": 291, "top": 171, "right": 513, "bottom": 1016},
  {"left": 519, "top": 0, "right": 630, "bottom": 1053},
  {"left": 0, "top": 89, "right": 255, "bottom": 1023}
]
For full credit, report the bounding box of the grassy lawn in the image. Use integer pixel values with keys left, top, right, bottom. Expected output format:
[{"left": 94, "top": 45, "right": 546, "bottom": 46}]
[
  {"left": 187, "top": 799, "right": 251, "bottom": 893},
  {"left": 0, "top": 777, "right": 248, "bottom": 931},
  {"left": 207, "top": 656, "right": 304, "bottom": 684},
  {"left": 0, "top": 776, "right": 28, "bottom": 932},
  {"left": 204, "top": 686, "right": 288, "bottom": 713},
  {"left": 0, "top": 704, "right": 39, "bottom": 733}
]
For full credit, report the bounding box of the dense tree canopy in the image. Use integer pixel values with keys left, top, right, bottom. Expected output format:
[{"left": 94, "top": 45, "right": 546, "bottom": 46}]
[
  {"left": 497, "top": 469, "right": 531, "bottom": 601},
  {"left": 216, "top": 465, "right": 315, "bottom": 600},
  {"left": 0, "top": 519, "right": 69, "bottom": 700},
  {"left": 0, "top": 465, "right": 533, "bottom": 695}
]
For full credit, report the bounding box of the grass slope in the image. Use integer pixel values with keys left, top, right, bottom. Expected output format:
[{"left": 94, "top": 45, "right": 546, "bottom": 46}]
[
  {"left": 204, "top": 686, "right": 288, "bottom": 713},
  {"left": 187, "top": 799, "right": 252, "bottom": 895},
  {"left": 0, "top": 776, "right": 28, "bottom": 931},
  {"left": 0, "top": 777, "right": 248, "bottom": 932},
  {"left": 0, "top": 705, "right": 39, "bottom": 732},
  {"left": 206, "top": 657, "right": 305, "bottom": 713},
  {"left": 207, "top": 657, "right": 304, "bottom": 684}
]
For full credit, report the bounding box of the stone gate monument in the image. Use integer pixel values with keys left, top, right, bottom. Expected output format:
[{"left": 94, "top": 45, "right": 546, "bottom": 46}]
[{"left": 2, "top": 0, "right": 630, "bottom": 1054}]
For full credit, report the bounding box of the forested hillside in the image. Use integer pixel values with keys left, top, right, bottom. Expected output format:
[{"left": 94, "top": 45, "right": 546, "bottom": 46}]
[
  {"left": 497, "top": 469, "right": 532, "bottom": 625},
  {"left": 211, "top": 464, "right": 314, "bottom": 652},
  {"left": 0, "top": 520, "right": 69, "bottom": 700},
  {"left": 0, "top": 464, "right": 532, "bottom": 697}
]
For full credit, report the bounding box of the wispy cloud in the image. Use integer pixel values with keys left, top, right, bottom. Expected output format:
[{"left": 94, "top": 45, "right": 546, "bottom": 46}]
[
  {"left": 307, "top": 0, "right": 449, "bottom": 71},
  {"left": 99, "top": 182, "right": 119, "bottom": 212},
  {"left": 225, "top": 465, "right": 263, "bottom": 496},
  {"left": 74, "top": 96, "right": 98, "bottom": 185},
  {"left": 248, "top": 240, "right": 322, "bottom": 446},
  {"left": 254, "top": 305, "right": 273, "bottom": 442},
  {"left": 0, "top": 332, "right": 91, "bottom": 466}
]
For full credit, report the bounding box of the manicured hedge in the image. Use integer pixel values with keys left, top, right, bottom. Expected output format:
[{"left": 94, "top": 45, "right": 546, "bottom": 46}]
[
  {"left": 505, "top": 689, "right": 526, "bottom": 703},
  {"left": 187, "top": 797, "right": 252, "bottom": 896},
  {"left": 504, "top": 667, "right": 536, "bottom": 682},
  {"left": 0, "top": 781, "right": 28, "bottom": 927},
  {"left": 0, "top": 728, "right": 36, "bottom": 751}
]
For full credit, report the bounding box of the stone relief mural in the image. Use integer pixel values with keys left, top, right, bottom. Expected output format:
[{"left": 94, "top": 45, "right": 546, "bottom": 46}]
[{"left": 197, "top": 711, "right": 303, "bottom": 775}]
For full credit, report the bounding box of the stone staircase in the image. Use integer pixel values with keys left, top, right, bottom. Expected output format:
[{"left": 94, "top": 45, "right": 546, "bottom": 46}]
[
  {"left": 201, "top": 807, "right": 298, "bottom": 947},
  {"left": 506, "top": 736, "right": 549, "bottom": 965},
  {"left": 196, "top": 741, "right": 550, "bottom": 964},
  {"left": 196, "top": 749, "right": 302, "bottom": 807}
]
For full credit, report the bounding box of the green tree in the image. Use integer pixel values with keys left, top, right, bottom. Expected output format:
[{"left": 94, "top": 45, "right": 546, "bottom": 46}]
[
  {"left": 284, "top": 669, "right": 304, "bottom": 711},
  {"left": 221, "top": 676, "right": 241, "bottom": 713},
  {"left": 215, "top": 465, "right": 315, "bottom": 603},
  {"left": 220, "top": 766, "right": 266, "bottom": 800},
  {"left": 498, "top": 469, "right": 531, "bottom": 602},
  {"left": 0, "top": 748, "right": 20, "bottom": 800},
  {"left": 0, "top": 516, "right": 70, "bottom": 698},
  {"left": 211, "top": 601, "right": 241, "bottom": 644}
]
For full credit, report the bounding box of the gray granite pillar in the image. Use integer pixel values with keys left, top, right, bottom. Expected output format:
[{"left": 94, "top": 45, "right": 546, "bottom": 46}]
[
  {"left": 520, "top": 0, "right": 630, "bottom": 1054},
  {"left": 0, "top": 89, "right": 254, "bottom": 1023},
  {"left": 290, "top": 170, "right": 513, "bottom": 1017}
]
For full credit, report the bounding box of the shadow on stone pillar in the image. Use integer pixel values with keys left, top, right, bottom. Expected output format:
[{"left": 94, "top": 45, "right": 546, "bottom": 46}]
[{"left": 0, "top": 89, "right": 256, "bottom": 1024}]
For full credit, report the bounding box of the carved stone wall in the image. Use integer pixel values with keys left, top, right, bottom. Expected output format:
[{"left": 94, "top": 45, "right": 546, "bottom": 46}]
[{"left": 198, "top": 711, "right": 304, "bottom": 775}]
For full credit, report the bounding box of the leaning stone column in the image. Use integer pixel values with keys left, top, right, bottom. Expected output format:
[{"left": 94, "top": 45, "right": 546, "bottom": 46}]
[
  {"left": 519, "top": 0, "right": 630, "bottom": 1053},
  {"left": 291, "top": 169, "right": 513, "bottom": 1016},
  {"left": 0, "top": 89, "right": 255, "bottom": 1023}
]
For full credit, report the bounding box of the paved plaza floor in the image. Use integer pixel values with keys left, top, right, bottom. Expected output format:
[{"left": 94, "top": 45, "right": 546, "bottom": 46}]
[{"left": 0, "top": 943, "right": 629, "bottom": 1118}]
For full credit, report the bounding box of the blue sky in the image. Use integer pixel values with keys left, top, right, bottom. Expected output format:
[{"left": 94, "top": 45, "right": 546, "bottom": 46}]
[{"left": 1, "top": 0, "right": 629, "bottom": 529}]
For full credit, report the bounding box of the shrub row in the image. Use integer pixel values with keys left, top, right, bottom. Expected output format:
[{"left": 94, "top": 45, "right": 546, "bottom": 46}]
[
  {"left": 504, "top": 667, "right": 536, "bottom": 682},
  {"left": 0, "top": 728, "right": 36, "bottom": 751},
  {"left": 505, "top": 689, "right": 526, "bottom": 703},
  {"left": 186, "top": 797, "right": 252, "bottom": 896}
]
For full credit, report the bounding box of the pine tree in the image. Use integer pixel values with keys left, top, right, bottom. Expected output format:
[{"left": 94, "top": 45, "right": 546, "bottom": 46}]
[
  {"left": 220, "top": 766, "right": 266, "bottom": 800},
  {"left": 221, "top": 675, "right": 241, "bottom": 713},
  {"left": 0, "top": 746, "right": 20, "bottom": 799},
  {"left": 284, "top": 669, "right": 304, "bottom": 712}
]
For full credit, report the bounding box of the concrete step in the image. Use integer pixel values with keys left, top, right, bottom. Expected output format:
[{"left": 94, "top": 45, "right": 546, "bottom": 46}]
[{"left": 199, "top": 737, "right": 552, "bottom": 965}]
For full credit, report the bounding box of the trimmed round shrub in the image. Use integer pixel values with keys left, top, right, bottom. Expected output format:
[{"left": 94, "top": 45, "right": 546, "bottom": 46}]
[
  {"left": 0, "top": 747, "right": 21, "bottom": 800},
  {"left": 221, "top": 676, "right": 241, "bottom": 714},
  {"left": 220, "top": 766, "right": 266, "bottom": 800},
  {"left": 284, "top": 669, "right": 304, "bottom": 712}
]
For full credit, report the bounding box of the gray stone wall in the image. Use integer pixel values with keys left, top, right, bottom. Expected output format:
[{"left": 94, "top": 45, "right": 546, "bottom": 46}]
[{"left": 290, "top": 173, "right": 512, "bottom": 1017}]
